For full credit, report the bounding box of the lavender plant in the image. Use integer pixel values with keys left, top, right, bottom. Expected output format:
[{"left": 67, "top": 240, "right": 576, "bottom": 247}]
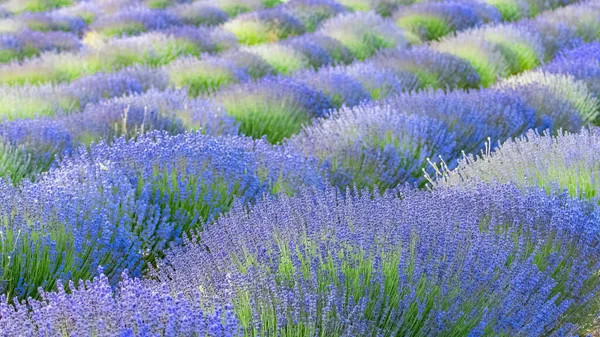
[
  {"left": 318, "top": 11, "right": 411, "bottom": 60},
  {"left": 431, "top": 127, "right": 600, "bottom": 203},
  {"left": 149, "top": 184, "right": 600, "bottom": 335},
  {"left": 370, "top": 46, "right": 481, "bottom": 90},
  {"left": 287, "top": 105, "right": 456, "bottom": 190},
  {"left": 433, "top": 23, "right": 545, "bottom": 86},
  {"left": 244, "top": 44, "right": 312, "bottom": 75},
  {"left": 494, "top": 71, "right": 600, "bottom": 130},
  {"left": 284, "top": 33, "right": 354, "bottom": 68},
  {"left": 87, "top": 7, "right": 182, "bottom": 38},
  {"left": 295, "top": 66, "right": 372, "bottom": 107},
  {"left": 0, "top": 270, "right": 240, "bottom": 336},
  {"left": 213, "top": 76, "right": 334, "bottom": 143},
  {"left": 222, "top": 8, "right": 306, "bottom": 45},
  {"left": 393, "top": 1, "right": 501, "bottom": 41},
  {"left": 0, "top": 30, "right": 80, "bottom": 63},
  {"left": 0, "top": 129, "right": 324, "bottom": 299},
  {"left": 284, "top": 0, "right": 347, "bottom": 32},
  {"left": 169, "top": 1, "right": 230, "bottom": 26},
  {"left": 166, "top": 56, "right": 249, "bottom": 97},
  {"left": 529, "top": 1, "right": 600, "bottom": 59},
  {"left": 544, "top": 42, "right": 600, "bottom": 97},
  {"left": 288, "top": 89, "right": 537, "bottom": 191},
  {"left": 0, "top": 66, "right": 168, "bottom": 120}
]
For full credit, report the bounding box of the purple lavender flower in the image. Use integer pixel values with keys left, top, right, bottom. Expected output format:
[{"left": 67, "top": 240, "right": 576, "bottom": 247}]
[{"left": 0, "top": 127, "right": 324, "bottom": 299}]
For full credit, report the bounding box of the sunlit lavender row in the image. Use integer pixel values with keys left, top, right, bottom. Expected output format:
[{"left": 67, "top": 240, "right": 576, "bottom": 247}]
[{"left": 0, "top": 0, "right": 599, "bottom": 336}]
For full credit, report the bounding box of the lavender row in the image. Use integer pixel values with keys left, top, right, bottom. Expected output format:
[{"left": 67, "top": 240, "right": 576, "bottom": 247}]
[
  {"left": 3, "top": 183, "right": 599, "bottom": 335},
  {"left": 287, "top": 40, "right": 600, "bottom": 192}
]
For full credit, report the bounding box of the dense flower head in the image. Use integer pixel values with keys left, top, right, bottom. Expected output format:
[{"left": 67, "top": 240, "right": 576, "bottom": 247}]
[
  {"left": 223, "top": 7, "right": 306, "bottom": 45},
  {"left": 432, "top": 127, "right": 600, "bottom": 203},
  {"left": 393, "top": 1, "right": 501, "bottom": 41},
  {"left": 169, "top": 1, "right": 230, "bottom": 26},
  {"left": 283, "top": 0, "right": 347, "bottom": 32},
  {"left": 370, "top": 46, "right": 481, "bottom": 89},
  {"left": 213, "top": 76, "right": 334, "bottom": 143},
  {"left": 494, "top": 71, "right": 599, "bottom": 131},
  {"left": 544, "top": 42, "right": 600, "bottom": 97},
  {"left": 149, "top": 184, "right": 600, "bottom": 335},
  {"left": 0, "top": 270, "right": 241, "bottom": 336},
  {"left": 433, "top": 23, "right": 545, "bottom": 86},
  {"left": 318, "top": 11, "right": 410, "bottom": 60}
]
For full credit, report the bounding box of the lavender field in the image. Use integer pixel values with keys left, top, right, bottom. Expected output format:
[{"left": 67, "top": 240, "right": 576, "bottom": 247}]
[{"left": 0, "top": 0, "right": 599, "bottom": 335}]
